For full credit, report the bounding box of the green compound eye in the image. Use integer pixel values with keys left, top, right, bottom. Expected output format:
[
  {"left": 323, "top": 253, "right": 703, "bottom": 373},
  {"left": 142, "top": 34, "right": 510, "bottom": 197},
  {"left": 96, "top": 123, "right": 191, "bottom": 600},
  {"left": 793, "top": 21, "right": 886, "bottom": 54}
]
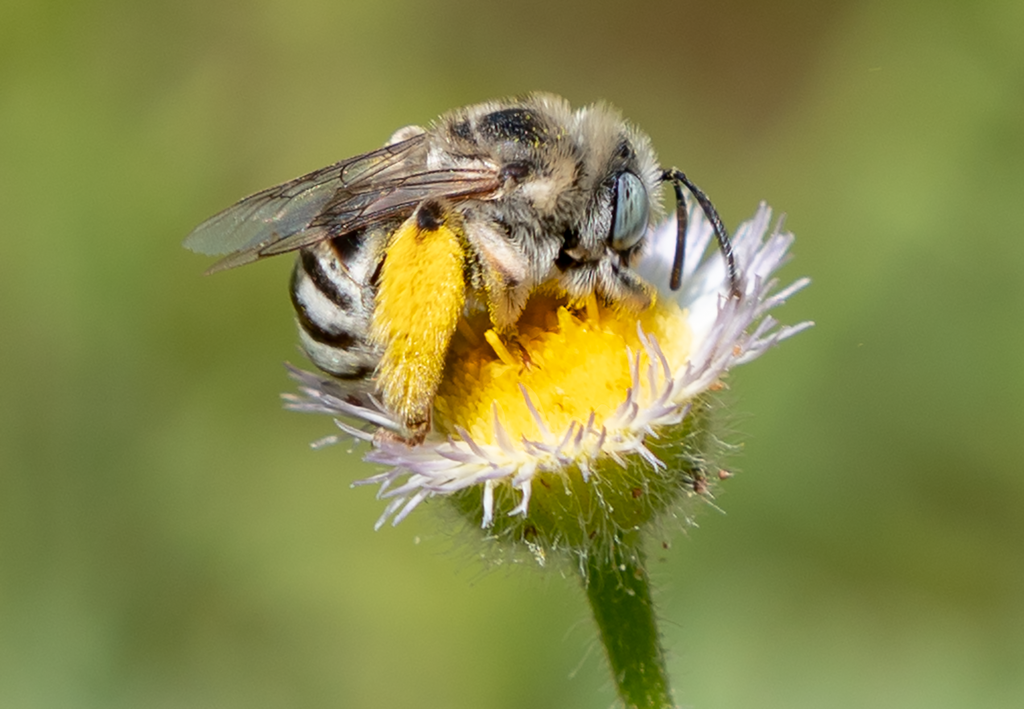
[{"left": 610, "top": 171, "right": 649, "bottom": 251}]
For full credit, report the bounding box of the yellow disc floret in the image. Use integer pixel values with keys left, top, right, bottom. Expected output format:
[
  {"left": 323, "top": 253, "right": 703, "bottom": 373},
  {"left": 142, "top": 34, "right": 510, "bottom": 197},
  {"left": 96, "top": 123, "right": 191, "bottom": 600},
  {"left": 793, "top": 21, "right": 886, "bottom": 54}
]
[{"left": 434, "top": 294, "right": 692, "bottom": 444}]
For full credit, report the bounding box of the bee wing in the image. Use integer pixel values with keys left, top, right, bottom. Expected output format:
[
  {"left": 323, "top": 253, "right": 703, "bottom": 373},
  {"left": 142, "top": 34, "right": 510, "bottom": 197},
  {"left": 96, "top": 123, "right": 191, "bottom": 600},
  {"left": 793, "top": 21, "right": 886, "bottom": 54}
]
[
  {"left": 184, "top": 134, "right": 427, "bottom": 272},
  {"left": 184, "top": 133, "right": 502, "bottom": 273}
]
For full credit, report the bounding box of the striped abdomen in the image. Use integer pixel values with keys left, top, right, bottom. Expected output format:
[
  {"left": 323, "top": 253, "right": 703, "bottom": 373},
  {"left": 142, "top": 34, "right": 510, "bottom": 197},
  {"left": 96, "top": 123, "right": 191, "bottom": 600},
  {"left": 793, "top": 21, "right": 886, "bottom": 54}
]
[{"left": 288, "top": 229, "right": 387, "bottom": 383}]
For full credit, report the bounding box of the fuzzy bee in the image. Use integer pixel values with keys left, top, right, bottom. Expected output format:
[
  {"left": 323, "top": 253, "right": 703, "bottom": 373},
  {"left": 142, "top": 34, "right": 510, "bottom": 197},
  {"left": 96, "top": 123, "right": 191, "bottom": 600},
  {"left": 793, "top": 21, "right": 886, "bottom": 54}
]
[{"left": 185, "top": 93, "right": 739, "bottom": 441}]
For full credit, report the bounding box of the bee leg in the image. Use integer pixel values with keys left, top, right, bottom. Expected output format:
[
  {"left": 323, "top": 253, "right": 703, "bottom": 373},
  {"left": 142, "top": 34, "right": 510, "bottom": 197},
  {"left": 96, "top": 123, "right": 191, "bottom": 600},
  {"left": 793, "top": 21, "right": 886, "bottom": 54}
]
[
  {"left": 461, "top": 219, "right": 532, "bottom": 333},
  {"left": 373, "top": 410, "right": 430, "bottom": 446},
  {"left": 601, "top": 259, "right": 657, "bottom": 312},
  {"left": 370, "top": 199, "right": 467, "bottom": 441}
]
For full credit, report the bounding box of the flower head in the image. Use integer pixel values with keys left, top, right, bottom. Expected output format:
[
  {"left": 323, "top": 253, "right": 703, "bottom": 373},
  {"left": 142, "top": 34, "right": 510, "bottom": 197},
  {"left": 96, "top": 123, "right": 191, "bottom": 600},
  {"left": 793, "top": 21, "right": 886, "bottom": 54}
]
[{"left": 286, "top": 202, "right": 810, "bottom": 559}]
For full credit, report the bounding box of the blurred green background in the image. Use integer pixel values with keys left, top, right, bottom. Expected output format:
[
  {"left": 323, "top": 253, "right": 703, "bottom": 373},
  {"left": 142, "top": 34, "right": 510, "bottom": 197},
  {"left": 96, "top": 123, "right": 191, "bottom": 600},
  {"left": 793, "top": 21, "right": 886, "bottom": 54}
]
[{"left": 2, "top": 0, "right": 1022, "bottom": 707}]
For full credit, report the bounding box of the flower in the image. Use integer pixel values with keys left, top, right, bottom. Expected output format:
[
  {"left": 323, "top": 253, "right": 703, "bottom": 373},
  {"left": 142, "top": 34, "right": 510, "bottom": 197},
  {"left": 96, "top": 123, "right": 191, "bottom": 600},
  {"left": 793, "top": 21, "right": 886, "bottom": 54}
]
[{"left": 285, "top": 202, "right": 811, "bottom": 554}]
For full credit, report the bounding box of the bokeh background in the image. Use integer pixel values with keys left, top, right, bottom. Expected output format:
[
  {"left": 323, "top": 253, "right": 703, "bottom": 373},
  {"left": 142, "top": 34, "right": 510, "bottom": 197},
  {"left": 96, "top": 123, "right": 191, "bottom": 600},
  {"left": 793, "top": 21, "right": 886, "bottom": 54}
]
[{"left": 2, "top": 0, "right": 1022, "bottom": 707}]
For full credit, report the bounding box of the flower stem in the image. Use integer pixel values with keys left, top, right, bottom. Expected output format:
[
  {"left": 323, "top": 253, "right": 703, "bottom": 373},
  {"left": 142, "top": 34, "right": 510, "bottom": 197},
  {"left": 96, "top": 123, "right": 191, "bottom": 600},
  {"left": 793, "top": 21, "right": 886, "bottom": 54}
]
[{"left": 583, "top": 539, "right": 674, "bottom": 709}]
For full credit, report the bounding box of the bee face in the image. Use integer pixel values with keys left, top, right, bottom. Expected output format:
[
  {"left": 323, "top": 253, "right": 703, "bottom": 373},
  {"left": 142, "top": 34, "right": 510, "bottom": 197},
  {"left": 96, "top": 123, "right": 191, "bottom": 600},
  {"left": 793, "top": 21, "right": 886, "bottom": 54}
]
[{"left": 185, "top": 93, "right": 735, "bottom": 439}]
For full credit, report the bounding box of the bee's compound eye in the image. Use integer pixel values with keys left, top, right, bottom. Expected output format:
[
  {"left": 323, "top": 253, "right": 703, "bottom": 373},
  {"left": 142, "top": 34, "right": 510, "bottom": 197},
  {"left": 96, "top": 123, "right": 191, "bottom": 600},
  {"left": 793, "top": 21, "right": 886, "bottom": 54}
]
[{"left": 610, "top": 171, "right": 649, "bottom": 251}]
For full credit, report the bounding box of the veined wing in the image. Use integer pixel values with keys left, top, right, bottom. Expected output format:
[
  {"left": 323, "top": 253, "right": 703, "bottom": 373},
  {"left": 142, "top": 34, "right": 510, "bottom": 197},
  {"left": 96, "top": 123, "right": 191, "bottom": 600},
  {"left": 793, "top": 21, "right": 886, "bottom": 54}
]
[
  {"left": 184, "top": 133, "right": 501, "bottom": 273},
  {"left": 184, "top": 134, "right": 430, "bottom": 273}
]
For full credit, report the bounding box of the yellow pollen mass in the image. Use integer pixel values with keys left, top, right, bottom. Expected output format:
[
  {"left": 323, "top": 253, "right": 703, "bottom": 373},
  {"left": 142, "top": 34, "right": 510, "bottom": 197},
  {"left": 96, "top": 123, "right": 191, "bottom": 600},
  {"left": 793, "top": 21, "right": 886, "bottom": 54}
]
[
  {"left": 372, "top": 207, "right": 466, "bottom": 432},
  {"left": 434, "top": 295, "right": 692, "bottom": 445}
]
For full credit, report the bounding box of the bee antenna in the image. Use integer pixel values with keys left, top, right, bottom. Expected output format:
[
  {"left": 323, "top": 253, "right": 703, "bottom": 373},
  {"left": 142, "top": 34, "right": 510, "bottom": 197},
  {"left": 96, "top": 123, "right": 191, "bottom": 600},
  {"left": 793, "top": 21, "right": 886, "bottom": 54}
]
[{"left": 660, "top": 169, "right": 741, "bottom": 298}]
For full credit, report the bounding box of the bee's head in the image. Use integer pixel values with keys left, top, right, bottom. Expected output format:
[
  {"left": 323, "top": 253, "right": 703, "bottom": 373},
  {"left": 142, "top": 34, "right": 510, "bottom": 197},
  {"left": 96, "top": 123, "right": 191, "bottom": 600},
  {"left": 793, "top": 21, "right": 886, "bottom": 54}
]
[
  {"left": 553, "top": 106, "right": 663, "bottom": 311},
  {"left": 567, "top": 102, "right": 742, "bottom": 303}
]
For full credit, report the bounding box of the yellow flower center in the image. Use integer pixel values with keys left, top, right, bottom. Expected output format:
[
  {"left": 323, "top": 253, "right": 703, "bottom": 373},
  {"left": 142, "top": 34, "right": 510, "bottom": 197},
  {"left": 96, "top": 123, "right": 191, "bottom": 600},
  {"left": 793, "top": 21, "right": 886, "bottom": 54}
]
[{"left": 434, "top": 295, "right": 692, "bottom": 444}]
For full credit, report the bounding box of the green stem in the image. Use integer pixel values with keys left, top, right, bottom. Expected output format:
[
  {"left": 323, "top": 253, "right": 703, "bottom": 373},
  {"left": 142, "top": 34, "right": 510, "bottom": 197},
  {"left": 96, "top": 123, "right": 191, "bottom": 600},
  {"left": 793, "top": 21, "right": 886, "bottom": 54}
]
[{"left": 583, "top": 540, "right": 674, "bottom": 709}]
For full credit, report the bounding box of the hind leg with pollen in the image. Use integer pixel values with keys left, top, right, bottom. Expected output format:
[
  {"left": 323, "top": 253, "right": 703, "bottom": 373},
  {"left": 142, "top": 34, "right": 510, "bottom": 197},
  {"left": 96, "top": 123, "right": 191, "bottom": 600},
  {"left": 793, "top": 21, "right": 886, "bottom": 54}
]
[{"left": 370, "top": 200, "right": 467, "bottom": 442}]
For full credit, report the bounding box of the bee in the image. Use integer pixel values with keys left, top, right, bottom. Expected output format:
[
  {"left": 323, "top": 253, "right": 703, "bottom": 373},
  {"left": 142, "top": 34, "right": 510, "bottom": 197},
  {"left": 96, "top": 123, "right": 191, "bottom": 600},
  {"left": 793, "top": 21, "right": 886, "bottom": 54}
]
[{"left": 185, "top": 93, "right": 739, "bottom": 441}]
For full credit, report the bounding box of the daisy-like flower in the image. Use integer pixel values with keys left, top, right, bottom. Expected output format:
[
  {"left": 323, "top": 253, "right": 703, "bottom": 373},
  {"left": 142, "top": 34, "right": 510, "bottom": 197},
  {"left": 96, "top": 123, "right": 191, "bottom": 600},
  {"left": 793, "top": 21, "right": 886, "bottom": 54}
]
[
  {"left": 287, "top": 200, "right": 810, "bottom": 709},
  {"left": 286, "top": 202, "right": 810, "bottom": 550}
]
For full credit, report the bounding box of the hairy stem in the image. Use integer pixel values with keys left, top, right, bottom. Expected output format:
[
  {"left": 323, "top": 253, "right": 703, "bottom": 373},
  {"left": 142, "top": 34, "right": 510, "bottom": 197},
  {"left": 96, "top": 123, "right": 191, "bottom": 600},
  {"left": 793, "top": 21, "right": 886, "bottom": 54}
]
[{"left": 583, "top": 540, "right": 673, "bottom": 709}]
